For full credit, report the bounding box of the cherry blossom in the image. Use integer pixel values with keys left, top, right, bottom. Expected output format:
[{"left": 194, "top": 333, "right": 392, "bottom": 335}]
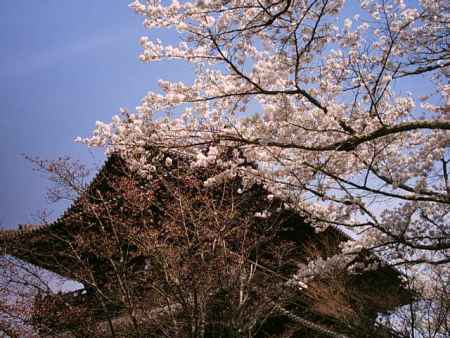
[{"left": 80, "top": 0, "right": 449, "bottom": 300}]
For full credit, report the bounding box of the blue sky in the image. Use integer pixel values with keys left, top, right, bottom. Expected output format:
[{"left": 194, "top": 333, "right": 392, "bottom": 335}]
[{"left": 0, "top": 1, "right": 191, "bottom": 228}]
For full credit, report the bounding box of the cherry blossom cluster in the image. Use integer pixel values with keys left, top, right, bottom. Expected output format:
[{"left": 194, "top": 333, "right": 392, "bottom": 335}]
[{"left": 81, "top": 0, "right": 449, "bottom": 296}]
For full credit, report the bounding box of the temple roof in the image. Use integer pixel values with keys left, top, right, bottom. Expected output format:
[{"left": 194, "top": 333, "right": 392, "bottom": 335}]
[{"left": 1, "top": 151, "right": 411, "bottom": 324}]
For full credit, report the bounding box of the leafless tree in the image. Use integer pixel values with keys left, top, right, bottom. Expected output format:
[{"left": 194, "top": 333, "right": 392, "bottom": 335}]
[{"left": 3, "top": 152, "right": 445, "bottom": 337}]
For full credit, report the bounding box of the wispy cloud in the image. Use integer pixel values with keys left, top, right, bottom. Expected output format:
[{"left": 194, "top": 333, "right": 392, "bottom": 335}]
[{"left": 1, "top": 29, "right": 133, "bottom": 78}]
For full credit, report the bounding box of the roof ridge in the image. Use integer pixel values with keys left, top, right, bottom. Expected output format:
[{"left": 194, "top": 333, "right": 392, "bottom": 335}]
[{"left": 0, "top": 156, "right": 117, "bottom": 241}]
